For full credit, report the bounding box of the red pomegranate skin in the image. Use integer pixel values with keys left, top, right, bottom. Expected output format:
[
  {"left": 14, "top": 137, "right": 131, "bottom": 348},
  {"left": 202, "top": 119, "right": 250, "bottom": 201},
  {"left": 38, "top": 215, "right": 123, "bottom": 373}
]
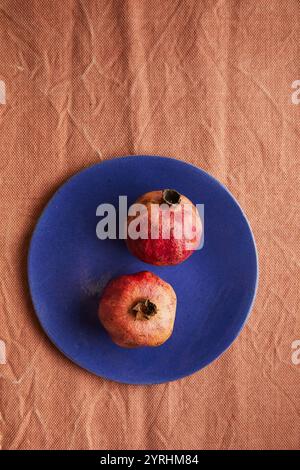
[
  {"left": 98, "top": 271, "right": 177, "bottom": 348},
  {"left": 126, "top": 190, "right": 202, "bottom": 266}
]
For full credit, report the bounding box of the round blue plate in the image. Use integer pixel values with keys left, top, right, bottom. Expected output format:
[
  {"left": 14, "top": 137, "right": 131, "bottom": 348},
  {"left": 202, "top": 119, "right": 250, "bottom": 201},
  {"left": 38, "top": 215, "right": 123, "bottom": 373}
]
[{"left": 28, "top": 156, "right": 258, "bottom": 384}]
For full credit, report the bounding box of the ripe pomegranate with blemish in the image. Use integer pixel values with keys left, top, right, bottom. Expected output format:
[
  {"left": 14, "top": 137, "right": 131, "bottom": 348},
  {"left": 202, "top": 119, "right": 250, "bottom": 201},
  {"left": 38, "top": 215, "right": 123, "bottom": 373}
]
[
  {"left": 98, "top": 271, "right": 177, "bottom": 348},
  {"left": 126, "top": 189, "right": 202, "bottom": 265}
]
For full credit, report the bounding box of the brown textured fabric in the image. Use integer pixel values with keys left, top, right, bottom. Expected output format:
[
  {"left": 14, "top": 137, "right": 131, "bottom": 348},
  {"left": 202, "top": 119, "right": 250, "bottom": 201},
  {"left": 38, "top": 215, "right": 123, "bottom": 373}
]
[{"left": 0, "top": 0, "right": 300, "bottom": 450}]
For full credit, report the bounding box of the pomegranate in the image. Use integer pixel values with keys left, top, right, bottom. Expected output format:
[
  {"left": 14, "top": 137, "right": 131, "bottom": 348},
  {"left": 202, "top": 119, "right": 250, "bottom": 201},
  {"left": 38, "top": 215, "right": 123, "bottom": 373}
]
[
  {"left": 126, "top": 189, "right": 202, "bottom": 265},
  {"left": 99, "top": 271, "right": 177, "bottom": 348}
]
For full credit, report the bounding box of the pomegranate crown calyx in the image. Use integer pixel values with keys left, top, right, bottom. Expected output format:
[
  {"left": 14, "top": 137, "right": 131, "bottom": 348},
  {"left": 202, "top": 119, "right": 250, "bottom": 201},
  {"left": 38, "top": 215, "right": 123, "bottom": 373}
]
[
  {"left": 162, "top": 189, "right": 181, "bottom": 206},
  {"left": 132, "top": 299, "right": 157, "bottom": 320}
]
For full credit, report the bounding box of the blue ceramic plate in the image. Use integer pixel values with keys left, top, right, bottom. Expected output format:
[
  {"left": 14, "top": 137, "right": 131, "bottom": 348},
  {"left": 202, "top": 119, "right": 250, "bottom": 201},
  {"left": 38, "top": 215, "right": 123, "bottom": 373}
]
[{"left": 28, "top": 156, "right": 258, "bottom": 384}]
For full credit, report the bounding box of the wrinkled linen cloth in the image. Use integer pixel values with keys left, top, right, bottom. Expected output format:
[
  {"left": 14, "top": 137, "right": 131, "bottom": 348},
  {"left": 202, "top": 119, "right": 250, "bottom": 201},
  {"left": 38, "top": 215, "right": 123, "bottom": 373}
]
[{"left": 0, "top": 0, "right": 299, "bottom": 450}]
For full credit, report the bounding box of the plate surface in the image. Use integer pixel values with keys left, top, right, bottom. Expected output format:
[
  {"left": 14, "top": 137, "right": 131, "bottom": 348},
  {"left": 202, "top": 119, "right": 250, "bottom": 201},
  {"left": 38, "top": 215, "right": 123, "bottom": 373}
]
[{"left": 28, "top": 156, "right": 258, "bottom": 384}]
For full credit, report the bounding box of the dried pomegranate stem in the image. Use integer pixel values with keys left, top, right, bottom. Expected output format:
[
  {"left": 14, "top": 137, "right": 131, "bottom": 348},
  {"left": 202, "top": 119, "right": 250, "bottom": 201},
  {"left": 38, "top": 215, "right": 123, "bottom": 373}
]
[
  {"left": 162, "top": 189, "right": 181, "bottom": 206},
  {"left": 132, "top": 299, "right": 157, "bottom": 320}
]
